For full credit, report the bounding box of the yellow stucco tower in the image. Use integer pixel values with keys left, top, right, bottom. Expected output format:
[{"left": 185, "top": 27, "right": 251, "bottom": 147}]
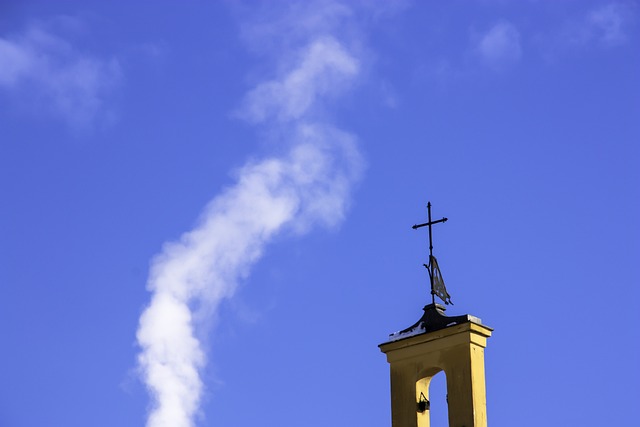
[
  {"left": 380, "top": 202, "right": 493, "bottom": 427},
  {"left": 379, "top": 304, "right": 492, "bottom": 427}
]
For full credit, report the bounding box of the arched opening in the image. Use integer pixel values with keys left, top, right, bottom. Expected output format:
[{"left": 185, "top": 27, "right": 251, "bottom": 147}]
[
  {"left": 416, "top": 370, "right": 449, "bottom": 427},
  {"left": 429, "top": 371, "right": 448, "bottom": 426}
]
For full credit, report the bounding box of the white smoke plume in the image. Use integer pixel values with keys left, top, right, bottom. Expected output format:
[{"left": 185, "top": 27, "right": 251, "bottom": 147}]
[{"left": 136, "top": 10, "right": 364, "bottom": 427}]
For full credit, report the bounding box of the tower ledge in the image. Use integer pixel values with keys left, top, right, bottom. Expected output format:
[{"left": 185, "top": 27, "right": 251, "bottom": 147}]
[{"left": 384, "top": 303, "right": 487, "bottom": 343}]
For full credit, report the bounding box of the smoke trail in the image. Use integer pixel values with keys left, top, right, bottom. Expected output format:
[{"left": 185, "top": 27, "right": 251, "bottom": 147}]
[{"left": 136, "top": 25, "right": 363, "bottom": 427}]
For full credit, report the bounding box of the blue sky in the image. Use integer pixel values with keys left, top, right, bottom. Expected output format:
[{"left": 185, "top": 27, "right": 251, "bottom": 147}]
[{"left": 1, "top": 1, "right": 638, "bottom": 426}]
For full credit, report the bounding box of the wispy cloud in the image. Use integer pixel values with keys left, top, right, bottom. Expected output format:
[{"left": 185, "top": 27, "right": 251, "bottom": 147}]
[
  {"left": 473, "top": 21, "right": 522, "bottom": 70},
  {"left": 0, "top": 20, "right": 121, "bottom": 129},
  {"left": 239, "top": 36, "right": 359, "bottom": 123},
  {"left": 572, "top": 3, "right": 633, "bottom": 47},
  {"left": 533, "top": 2, "right": 636, "bottom": 58},
  {"left": 136, "top": 2, "right": 365, "bottom": 426},
  {"left": 238, "top": 0, "right": 353, "bottom": 54}
]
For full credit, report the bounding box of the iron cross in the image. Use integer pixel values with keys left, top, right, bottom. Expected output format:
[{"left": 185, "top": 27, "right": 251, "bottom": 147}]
[{"left": 412, "top": 201, "right": 448, "bottom": 304}]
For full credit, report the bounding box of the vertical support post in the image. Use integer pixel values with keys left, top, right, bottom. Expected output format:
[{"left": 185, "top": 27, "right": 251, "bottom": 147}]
[
  {"left": 427, "top": 202, "right": 435, "bottom": 305},
  {"left": 444, "top": 342, "right": 489, "bottom": 427},
  {"left": 412, "top": 202, "right": 447, "bottom": 305}
]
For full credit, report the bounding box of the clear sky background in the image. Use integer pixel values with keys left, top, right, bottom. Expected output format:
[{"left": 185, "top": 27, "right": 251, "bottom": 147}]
[{"left": 1, "top": 1, "right": 638, "bottom": 426}]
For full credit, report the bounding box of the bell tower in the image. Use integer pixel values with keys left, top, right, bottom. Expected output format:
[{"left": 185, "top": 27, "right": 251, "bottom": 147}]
[{"left": 379, "top": 203, "right": 493, "bottom": 427}]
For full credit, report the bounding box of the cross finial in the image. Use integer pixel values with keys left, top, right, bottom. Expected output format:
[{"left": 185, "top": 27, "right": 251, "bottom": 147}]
[{"left": 412, "top": 202, "right": 452, "bottom": 305}]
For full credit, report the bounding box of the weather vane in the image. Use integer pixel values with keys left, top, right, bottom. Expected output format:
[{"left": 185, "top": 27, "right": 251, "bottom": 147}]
[{"left": 412, "top": 201, "right": 453, "bottom": 305}]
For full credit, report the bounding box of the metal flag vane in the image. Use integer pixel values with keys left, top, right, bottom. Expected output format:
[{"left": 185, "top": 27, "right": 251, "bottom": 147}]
[{"left": 412, "top": 201, "right": 453, "bottom": 305}]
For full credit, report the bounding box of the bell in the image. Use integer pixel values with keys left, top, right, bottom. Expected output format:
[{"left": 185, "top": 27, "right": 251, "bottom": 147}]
[{"left": 417, "top": 392, "right": 430, "bottom": 413}]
